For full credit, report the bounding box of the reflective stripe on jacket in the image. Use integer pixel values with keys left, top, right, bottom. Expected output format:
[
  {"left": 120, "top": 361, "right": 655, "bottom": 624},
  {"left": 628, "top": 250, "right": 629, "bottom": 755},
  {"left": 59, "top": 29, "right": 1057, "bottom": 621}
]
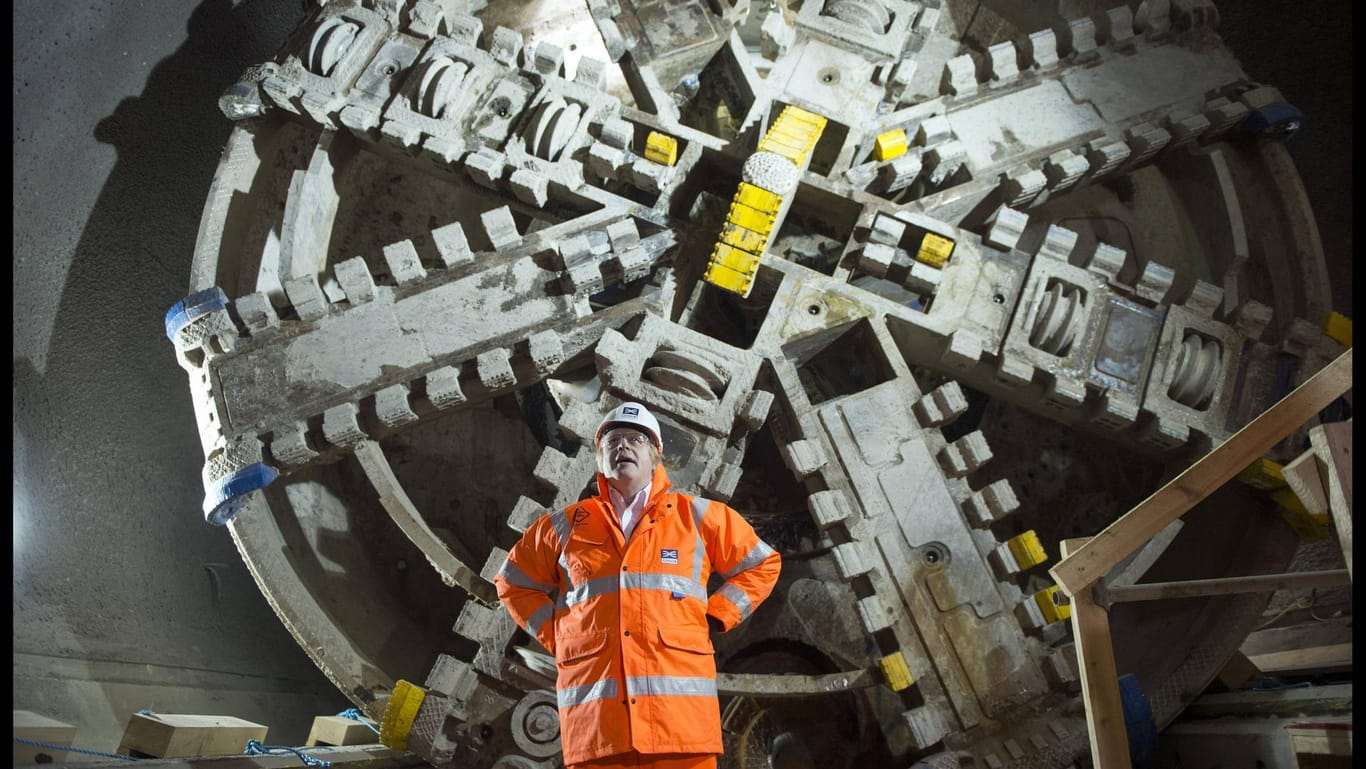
[{"left": 495, "top": 463, "right": 782, "bottom": 765}]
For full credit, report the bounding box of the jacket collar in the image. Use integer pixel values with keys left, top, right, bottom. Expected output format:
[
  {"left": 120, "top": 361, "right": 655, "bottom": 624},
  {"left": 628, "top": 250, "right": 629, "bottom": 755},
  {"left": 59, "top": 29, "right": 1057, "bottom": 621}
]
[{"left": 596, "top": 462, "right": 671, "bottom": 507}]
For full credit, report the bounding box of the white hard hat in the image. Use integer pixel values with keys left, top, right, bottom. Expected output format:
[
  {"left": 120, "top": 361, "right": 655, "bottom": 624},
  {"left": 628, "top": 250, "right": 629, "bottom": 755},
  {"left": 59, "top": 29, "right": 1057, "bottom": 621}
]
[{"left": 595, "top": 401, "right": 663, "bottom": 450}]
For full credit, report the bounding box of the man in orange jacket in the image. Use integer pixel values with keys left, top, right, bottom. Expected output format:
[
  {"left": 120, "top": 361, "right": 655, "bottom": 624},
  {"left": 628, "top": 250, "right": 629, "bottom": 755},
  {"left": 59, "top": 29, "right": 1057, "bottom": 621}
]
[{"left": 495, "top": 401, "right": 782, "bottom": 769}]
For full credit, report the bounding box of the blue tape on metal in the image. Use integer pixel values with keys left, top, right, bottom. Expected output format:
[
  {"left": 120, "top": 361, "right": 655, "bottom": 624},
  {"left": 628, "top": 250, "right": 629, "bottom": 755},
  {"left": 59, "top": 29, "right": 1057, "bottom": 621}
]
[
  {"left": 164, "top": 286, "right": 229, "bottom": 341},
  {"left": 1241, "top": 102, "right": 1305, "bottom": 142},
  {"left": 203, "top": 462, "right": 280, "bottom": 525}
]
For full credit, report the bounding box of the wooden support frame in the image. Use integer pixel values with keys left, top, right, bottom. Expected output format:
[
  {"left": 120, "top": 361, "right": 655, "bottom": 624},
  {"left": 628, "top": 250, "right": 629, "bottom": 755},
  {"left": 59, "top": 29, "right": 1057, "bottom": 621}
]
[
  {"left": 1103, "top": 569, "right": 1350, "bottom": 604},
  {"left": 1310, "top": 420, "right": 1353, "bottom": 578},
  {"left": 1061, "top": 538, "right": 1133, "bottom": 769},
  {"left": 1045, "top": 348, "right": 1352, "bottom": 769},
  {"left": 1051, "top": 349, "right": 1352, "bottom": 595}
]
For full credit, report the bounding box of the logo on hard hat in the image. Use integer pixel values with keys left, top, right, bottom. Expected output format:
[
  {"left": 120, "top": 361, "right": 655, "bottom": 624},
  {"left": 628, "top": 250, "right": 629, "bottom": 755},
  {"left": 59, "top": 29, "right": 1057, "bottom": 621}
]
[{"left": 622, "top": 406, "right": 639, "bottom": 416}]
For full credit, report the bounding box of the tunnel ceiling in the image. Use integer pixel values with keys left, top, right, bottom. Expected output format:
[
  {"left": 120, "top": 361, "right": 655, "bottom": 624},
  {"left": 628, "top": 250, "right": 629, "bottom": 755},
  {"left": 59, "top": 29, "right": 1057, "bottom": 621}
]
[{"left": 163, "top": 0, "right": 1347, "bottom": 767}]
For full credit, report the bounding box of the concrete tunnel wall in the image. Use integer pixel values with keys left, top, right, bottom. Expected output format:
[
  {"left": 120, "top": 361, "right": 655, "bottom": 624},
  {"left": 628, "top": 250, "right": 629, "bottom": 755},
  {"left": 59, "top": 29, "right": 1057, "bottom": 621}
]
[{"left": 11, "top": 0, "right": 1352, "bottom": 758}]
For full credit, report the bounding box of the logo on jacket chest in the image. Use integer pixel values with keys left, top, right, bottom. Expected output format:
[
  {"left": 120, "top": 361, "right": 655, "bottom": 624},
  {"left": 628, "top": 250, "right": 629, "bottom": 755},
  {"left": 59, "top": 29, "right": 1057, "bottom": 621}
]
[{"left": 660, "top": 549, "right": 679, "bottom": 565}]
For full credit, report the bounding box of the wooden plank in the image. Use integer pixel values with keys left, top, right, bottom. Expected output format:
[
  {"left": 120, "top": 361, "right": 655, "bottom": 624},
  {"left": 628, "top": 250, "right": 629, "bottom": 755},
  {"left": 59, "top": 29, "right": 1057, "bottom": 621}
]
[
  {"left": 117, "top": 713, "right": 269, "bottom": 758},
  {"left": 1247, "top": 644, "right": 1352, "bottom": 676},
  {"left": 1050, "top": 349, "right": 1353, "bottom": 595},
  {"left": 306, "top": 715, "right": 377, "bottom": 746},
  {"left": 14, "top": 710, "right": 77, "bottom": 764},
  {"left": 1242, "top": 620, "right": 1353, "bottom": 661},
  {"left": 1308, "top": 420, "right": 1352, "bottom": 578},
  {"left": 1185, "top": 683, "right": 1353, "bottom": 719},
  {"left": 1282, "top": 448, "right": 1330, "bottom": 516},
  {"left": 1104, "top": 569, "right": 1350, "bottom": 603},
  {"left": 1061, "top": 538, "right": 1133, "bottom": 769}
]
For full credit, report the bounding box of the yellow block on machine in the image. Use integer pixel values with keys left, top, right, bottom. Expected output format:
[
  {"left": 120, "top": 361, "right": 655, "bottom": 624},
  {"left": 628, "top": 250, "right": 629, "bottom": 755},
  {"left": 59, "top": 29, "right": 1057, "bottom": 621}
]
[
  {"left": 1034, "top": 586, "right": 1071, "bottom": 624},
  {"left": 703, "top": 260, "right": 756, "bottom": 296},
  {"left": 874, "top": 128, "right": 908, "bottom": 161},
  {"left": 1323, "top": 311, "right": 1352, "bottom": 347},
  {"left": 379, "top": 679, "right": 426, "bottom": 750},
  {"left": 916, "top": 232, "right": 956, "bottom": 268},
  {"left": 710, "top": 242, "right": 761, "bottom": 275},
  {"left": 644, "top": 131, "right": 678, "bottom": 166},
  {"left": 734, "top": 182, "right": 784, "bottom": 216},
  {"left": 1007, "top": 530, "right": 1048, "bottom": 570},
  {"left": 727, "top": 201, "right": 776, "bottom": 236},
  {"left": 759, "top": 105, "right": 827, "bottom": 166},
  {"left": 1236, "top": 457, "right": 1287, "bottom": 491},
  {"left": 879, "top": 652, "right": 915, "bottom": 692},
  {"left": 1271, "top": 487, "right": 1331, "bottom": 541},
  {"left": 720, "top": 221, "right": 770, "bottom": 254}
]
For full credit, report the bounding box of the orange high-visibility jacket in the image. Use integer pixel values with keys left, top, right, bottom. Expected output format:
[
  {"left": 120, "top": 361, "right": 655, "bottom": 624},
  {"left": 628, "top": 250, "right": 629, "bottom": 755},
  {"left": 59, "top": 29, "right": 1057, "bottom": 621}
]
[{"left": 495, "top": 464, "right": 781, "bottom": 765}]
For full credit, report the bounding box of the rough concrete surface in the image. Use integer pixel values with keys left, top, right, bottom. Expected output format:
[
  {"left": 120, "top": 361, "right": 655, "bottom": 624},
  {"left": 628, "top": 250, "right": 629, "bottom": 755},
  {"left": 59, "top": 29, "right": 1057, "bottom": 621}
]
[{"left": 13, "top": 0, "right": 350, "bottom": 755}]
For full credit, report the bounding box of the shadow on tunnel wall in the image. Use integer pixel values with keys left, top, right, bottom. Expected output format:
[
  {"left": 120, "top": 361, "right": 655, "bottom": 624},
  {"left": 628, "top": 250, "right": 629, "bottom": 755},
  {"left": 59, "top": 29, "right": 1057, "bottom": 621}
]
[{"left": 13, "top": 0, "right": 351, "bottom": 749}]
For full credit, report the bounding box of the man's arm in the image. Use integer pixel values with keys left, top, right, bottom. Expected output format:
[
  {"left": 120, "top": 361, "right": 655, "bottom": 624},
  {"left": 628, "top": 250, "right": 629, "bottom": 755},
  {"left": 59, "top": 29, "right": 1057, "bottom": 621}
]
[
  {"left": 494, "top": 514, "right": 562, "bottom": 655},
  {"left": 701, "top": 500, "right": 781, "bottom": 632}
]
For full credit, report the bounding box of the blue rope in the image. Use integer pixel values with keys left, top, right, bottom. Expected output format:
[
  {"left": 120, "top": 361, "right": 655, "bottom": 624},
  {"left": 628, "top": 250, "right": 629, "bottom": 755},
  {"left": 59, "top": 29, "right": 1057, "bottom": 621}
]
[
  {"left": 13, "top": 736, "right": 137, "bottom": 761},
  {"left": 336, "top": 707, "right": 380, "bottom": 733},
  {"left": 244, "top": 739, "right": 331, "bottom": 767}
]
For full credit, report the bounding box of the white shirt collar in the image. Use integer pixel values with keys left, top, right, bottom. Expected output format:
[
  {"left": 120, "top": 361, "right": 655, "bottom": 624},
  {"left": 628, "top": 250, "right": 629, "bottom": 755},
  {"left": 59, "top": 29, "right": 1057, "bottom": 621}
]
[{"left": 608, "top": 484, "right": 650, "bottom": 541}]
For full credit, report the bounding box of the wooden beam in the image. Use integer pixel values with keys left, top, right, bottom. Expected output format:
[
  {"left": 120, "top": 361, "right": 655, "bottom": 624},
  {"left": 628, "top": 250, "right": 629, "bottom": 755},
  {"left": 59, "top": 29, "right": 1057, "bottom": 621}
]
[
  {"left": 1104, "top": 569, "right": 1350, "bottom": 603},
  {"left": 1050, "top": 349, "right": 1353, "bottom": 595},
  {"left": 1247, "top": 644, "right": 1353, "bottom": 676},
  {"left": 1309, "top": 420, "right": 1353, "bottom": 578},
  {"left": 1282, "top": 448, "right": 1330, "bottom": 516},
  {"left": 1061, "top": 538, "right": 1132, "bottom": 769}
]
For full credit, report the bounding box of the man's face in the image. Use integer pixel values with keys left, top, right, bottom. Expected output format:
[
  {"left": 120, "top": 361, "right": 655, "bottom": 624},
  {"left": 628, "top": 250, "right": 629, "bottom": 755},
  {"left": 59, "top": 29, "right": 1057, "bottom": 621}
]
[{"left": 598, "top": 426, "right": 657, "bottom": 493}]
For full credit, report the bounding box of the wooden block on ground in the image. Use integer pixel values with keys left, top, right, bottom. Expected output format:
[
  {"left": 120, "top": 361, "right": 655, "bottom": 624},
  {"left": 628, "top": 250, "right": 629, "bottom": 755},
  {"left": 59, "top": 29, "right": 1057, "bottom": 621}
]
[
  {"left": 117, "top": 713, "right": 268, "bottom": 758},
  {"left": 14, "top": 710, "right": 76, "bottom": 764},
  {"left": 306, "top": 715, "right": 377, "bottom": 746}
]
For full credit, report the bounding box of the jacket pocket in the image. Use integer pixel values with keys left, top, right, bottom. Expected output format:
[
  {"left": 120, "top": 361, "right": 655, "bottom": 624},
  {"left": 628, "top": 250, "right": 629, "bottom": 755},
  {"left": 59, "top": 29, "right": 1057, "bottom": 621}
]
[
  {"left": 557, "top": 629, "right": 609, "bottom": 667},
  {"left": 656, "top": 625, "right": 713, "bottom": 655}
]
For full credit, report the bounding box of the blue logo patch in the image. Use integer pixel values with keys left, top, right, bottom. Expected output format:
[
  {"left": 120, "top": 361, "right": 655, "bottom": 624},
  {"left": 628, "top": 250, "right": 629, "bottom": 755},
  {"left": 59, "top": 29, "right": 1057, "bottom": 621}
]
[
  {"left": 660, "top": 548, "right": 679, "bottom": 565},
  {"left": 623, "top": 406, "right": 639, "bottom": 416}
]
